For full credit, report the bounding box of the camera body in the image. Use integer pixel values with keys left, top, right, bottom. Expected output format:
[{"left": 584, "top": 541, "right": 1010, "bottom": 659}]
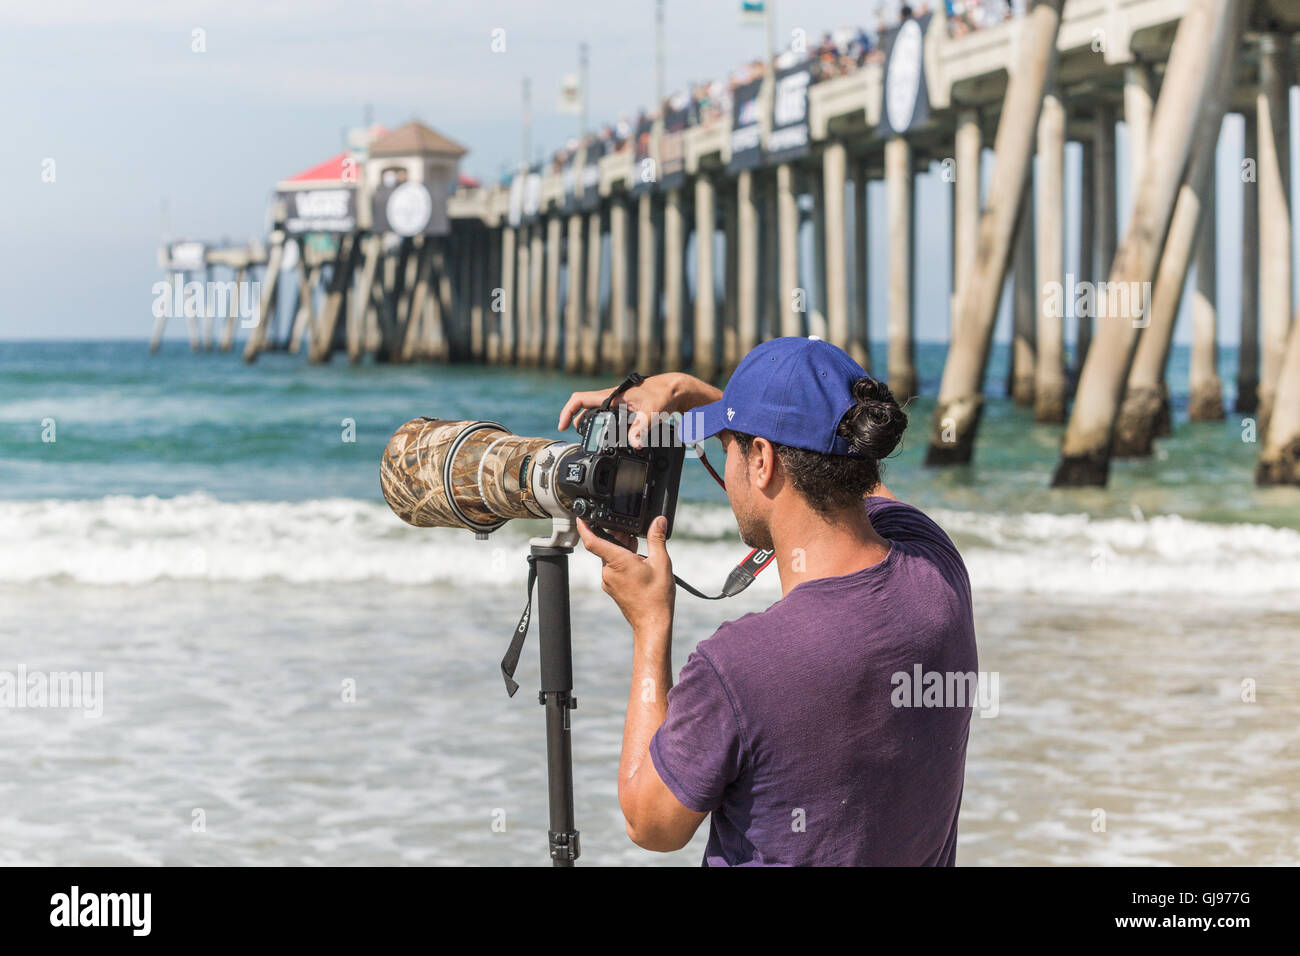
[{"left": 556, "top": 408, "right": 685, "bottom": 538}]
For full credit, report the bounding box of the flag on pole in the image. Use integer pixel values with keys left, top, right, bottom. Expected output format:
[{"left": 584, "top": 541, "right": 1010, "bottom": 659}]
[
  {"left": 739, "top": 1, "right": 765, "bottom": 24},
  {"left": 557, "top": 73, "right": 582, "bottom": 114}
]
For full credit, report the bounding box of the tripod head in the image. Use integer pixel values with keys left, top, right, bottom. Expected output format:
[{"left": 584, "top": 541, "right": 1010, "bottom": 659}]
[{"left": 531, "top": 515, "right": 580, "bottom": 551}]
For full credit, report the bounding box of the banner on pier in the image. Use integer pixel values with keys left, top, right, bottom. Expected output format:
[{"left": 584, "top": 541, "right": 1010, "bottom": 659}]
[
  {"left": 878, "top": 13, "right": 931, "bottom": 136},
  {"left": 279, "top": 188, "right": 357, "bottom": 235},
  {"left": 580, "top": 139, "right": 607, "bottom": 211},
  {"left": 557, "top": 73, "right": 583, "bottom": 115},
  {"left": 522, "top": 165, "right": 543, "bottom": 223},
  {"left": 766, "top": 63, "right": 811, "bottom": 165},
  {"left": 727, "top": 78, "right": 764, "bottom": 173},
  {"left": 630, "top": 114, "right": 655, "bottom": 196},
  {"left": 562, "top": 151, "right": 581, "bottom": 212},
  {"left": 164, "top": 241, "right": 206, "bottom": 272},
  {"left": 372, "top": 180, "right": 449, "bottom": 237},
  {"left": 507, "top": 169, "right": 524, "bottom": 228},
  {"left": 658, "top": 99, "right": 693, "bottom": 191}
]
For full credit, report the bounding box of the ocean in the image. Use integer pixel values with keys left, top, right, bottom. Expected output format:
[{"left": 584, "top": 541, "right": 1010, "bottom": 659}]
[{"left": 0, "top": 340, "right": 1297, "bottom": 865}]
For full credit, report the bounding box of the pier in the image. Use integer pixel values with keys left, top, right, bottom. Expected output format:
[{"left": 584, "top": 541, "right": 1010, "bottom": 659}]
[{"left": 156, "top": 0, "right": 1300, "bottom": 488}]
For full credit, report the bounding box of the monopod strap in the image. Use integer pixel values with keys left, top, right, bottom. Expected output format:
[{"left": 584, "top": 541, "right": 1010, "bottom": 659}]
[
  {"left": 674, "top": 547, "right": 776, "bottom": 600},
  {"left": 501, "top": 555, "right": 538, "bottom": 697}
]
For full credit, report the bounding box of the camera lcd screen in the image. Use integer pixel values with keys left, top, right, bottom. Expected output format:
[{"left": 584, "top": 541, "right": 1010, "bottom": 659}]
[
  {"left": 611, "top": 459, "right": 648, "bottom": 518},
  {"left": 584, "top": 411, "right": 612, "bottom": 453}
]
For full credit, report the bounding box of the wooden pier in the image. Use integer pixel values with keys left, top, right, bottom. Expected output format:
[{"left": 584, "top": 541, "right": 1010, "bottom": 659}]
[{"left": 159, "top": 0, "right": 1300, "bottom": 487}]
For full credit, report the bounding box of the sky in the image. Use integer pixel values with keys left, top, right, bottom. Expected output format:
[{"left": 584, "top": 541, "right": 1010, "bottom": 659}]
[{"left": 0, "top": 0, "right": 1293, "bottom": 345}]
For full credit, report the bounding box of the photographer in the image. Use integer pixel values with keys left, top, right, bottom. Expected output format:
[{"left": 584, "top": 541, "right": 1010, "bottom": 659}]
[{"left": 558, "top": 338, "right": 977, "bottom": 866}]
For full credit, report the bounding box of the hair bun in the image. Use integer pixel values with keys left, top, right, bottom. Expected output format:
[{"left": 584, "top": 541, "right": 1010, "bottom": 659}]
[{"left": 838, "top": 377, "right": 907, "bottom": 460}]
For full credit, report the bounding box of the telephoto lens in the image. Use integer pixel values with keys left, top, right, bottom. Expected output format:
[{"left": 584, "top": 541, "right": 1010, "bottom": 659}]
[
  {"left": 381, "top": 406, "right": 684, "bottom": 540},
  {"left": 380, "top": 418, "right": 576, "bottom": 536}
]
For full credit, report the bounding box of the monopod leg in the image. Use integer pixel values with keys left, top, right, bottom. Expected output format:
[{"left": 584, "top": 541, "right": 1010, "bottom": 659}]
[{"left": 531, "top": 545, "right": 579, "bottom": 866}]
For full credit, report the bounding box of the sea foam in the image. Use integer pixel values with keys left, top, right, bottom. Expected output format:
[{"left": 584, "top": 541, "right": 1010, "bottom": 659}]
[{"left": 0, "top": 494, "right": 1297, "bottom": 600}]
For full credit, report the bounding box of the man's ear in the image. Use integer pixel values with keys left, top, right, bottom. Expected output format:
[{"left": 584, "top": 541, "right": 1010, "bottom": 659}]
[{"left": 751, "top": 437, "right": 776, "bottom": 490}]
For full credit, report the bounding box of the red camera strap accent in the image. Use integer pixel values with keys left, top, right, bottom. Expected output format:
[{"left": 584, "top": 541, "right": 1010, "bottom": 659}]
[{"left": 674, "top": 546, "right": 775, "bottom": 601}]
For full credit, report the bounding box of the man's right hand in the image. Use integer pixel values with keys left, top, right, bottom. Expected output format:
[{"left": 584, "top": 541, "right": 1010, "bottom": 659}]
[{"left": 557, "top": 372, "right": 721, "bottom": 448}]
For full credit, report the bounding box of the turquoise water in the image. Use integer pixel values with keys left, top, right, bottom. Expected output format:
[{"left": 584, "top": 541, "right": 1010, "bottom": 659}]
[
  {"left": 0, "top": 340, "right": 1297, "bottom": 865},
  {"left": 1, "top": 340, "right": 1291, "bottom": 525}
]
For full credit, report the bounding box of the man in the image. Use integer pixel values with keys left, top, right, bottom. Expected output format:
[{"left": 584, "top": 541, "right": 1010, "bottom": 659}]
[{"left": 557, "top": 338, "right": 977, "bottom": 866}]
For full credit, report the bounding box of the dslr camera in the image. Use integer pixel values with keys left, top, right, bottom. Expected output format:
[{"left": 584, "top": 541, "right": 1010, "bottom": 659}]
[
  {"left": 559, "top": 407, "right": 685, "bottom": 538},
  {"left": 380, "top": 403, "right": 684, "bottom": 540}
]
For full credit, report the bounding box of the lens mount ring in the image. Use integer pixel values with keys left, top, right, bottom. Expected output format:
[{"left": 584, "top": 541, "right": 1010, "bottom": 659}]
[
  {"left": 443, "top": 421, "right": 509, "bottom": 535},
  {"left": 530, "top": 441, "right": 579, "bottom": 519}
]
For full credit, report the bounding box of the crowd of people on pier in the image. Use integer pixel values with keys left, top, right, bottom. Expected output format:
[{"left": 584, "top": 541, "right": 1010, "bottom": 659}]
[
  {"left": 517, "top": 1, "right": 1023, "bottom": 187},
  {"left": 944, "top": 0, "right": 1018, "bottom": 38}
]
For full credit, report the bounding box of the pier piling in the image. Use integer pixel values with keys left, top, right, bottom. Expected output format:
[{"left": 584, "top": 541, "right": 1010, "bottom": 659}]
[
  {"left": 1237, "top": 110, "right": 1260, "bottom": 413},
  {"left": 1034, "top": 85, "right": 1067, "bottom": 423},
  {"left": 1188, "top": 168, "right": 1224, "bottom": 422},
  {"left": 1255, "top": 32, "right": 1293, "bottom": 439},
  {"left": 926, "top": 0, "right": 1066, "bottom": 466},
  {"left": 694, "top": 174, "right": 718, "bottom": 380},
  {"left": 1053, "top": 0, "right": 1241, "bottom": 487},
  {"left": 886, "top": 136, "right": 916, "bottom": 401},
  {"left": 823, "top": 141, "right": 850, "bottom": 357},
  {"left": 1010, "top": 187, "right": 1037, "bottom": 406},
  {"left": 851, "top": 163, "right": 871, "bottom": 370},
  {"left": 952, "top": 110, "right": 982, "bottom": 341}
]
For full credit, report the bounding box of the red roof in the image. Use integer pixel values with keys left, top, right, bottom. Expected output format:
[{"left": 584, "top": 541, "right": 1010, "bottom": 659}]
[
  {"left": 282, "top": 152, "right": 355, "bottom": 185},
  {"left": 278, "top": 140, "right": 479, "bottom": 190}
]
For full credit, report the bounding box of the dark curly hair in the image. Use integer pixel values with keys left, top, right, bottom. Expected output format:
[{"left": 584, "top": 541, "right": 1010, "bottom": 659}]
[{"left": 730, "top": 377, "right": 907, "bottom": 516}]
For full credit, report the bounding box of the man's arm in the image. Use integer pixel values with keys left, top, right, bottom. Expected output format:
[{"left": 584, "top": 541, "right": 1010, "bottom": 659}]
[
  {"left": 617, "top": 617, "right": 708, "bottom": 851},
  {"left": 575, "top": 518, "right": 707, "bottom": 851},
  {"left": 558, "top": 372, "right": 722, "bottom": 446}
]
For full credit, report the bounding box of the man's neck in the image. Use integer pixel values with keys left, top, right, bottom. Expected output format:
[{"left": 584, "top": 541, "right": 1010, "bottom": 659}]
[{"left": 769, "top": 501, "right": 892, "bottom": 597}]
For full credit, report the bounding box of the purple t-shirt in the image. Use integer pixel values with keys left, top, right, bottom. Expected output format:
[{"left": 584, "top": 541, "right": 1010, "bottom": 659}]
[{"left": 650, "top": 497, "right": 977, "bottom": 866}]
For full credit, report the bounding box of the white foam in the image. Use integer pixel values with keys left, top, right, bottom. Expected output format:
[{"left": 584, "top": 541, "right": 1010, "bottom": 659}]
[
  {"left": 931, "top": 507, "right": 1300, "bottom": 599},
  {"left": 0, "top": 494, "right": 1297, "bottom": 600}
]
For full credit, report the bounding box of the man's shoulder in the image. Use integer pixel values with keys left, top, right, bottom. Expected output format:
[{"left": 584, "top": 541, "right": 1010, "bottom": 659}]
[
  {"left": 698, "top": 609, "right": 769, "bottom": 656},
  {"left": 866, "top": 497, "right": 964, "bottom": 561},
  {"left": 864, "top": 495, "right": 943, "bottom": 534},
  {"left": 695, "top": 596, "right": 815, "bottom": 670},
  {"left": 865, "top": 496, "right": 972, "bottom": 608}
]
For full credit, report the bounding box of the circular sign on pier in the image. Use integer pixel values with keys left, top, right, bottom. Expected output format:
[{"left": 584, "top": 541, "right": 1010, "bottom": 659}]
[
  {"left": 385, "top": 181, "right": 434, "bottom": 238},
  {"left": 878, "top": 14, "right": 934, "bottom": 137},
  {"left": 885, "top": 18, "right": 925, "bottom": 135}
]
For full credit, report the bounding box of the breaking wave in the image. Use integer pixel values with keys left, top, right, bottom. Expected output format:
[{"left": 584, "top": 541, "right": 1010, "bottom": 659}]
[{"left": 1, "top": 494, "right": 1297, "bottom": 600}]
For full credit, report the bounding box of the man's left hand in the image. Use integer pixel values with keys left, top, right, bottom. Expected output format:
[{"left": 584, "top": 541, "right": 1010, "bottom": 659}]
[{"left": 577, "top": 516, "right": 675, "bottom": 637}]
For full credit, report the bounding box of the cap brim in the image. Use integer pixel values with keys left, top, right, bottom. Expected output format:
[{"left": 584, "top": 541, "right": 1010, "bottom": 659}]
[{"left": 678, "top": 400, "right": 727, "bottom": 444}]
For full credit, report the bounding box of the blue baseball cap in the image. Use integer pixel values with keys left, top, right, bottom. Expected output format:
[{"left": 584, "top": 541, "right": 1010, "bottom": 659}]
[{"left": 680, "top": 337, "right": 871, "bottom": 456}]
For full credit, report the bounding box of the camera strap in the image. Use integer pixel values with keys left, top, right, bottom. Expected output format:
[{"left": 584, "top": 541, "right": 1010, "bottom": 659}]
[
  {"left": 500, "top": 554, "right": 538, "bottom": 697},
  {"left": 501, "top": 546, "right": 774, "bottom": 695},
  {"left": 599, "top": 372, "right": 645, "bottom": 412},
  {"left": 674, "top": 547, "right": 776, "bottom": 600}
]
